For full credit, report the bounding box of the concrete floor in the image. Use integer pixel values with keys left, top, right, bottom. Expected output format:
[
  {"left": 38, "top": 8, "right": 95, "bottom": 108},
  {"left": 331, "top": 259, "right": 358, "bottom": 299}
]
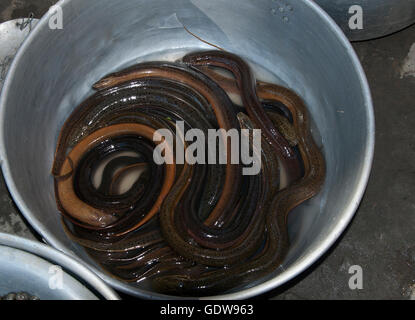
[{"left": 0, "top": 0, "right": 414, "bottom": 300}]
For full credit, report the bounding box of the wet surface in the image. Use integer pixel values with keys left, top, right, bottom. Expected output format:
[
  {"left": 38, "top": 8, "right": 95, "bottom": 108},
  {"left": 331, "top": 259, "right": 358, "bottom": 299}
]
[{"left": 0, "top": 0, "right": 414, "bottom": 300}]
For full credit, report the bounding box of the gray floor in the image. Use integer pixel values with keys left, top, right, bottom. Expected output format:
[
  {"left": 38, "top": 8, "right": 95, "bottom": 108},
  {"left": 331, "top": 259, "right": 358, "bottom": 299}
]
[{"left": 0, "top": 0, "right": 414, "bottom": 300}]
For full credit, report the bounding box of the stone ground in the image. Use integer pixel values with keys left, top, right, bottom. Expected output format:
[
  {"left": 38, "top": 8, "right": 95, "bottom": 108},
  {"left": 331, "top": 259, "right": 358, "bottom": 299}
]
[{"left": 0, "top": 0, "right": 414, "bottom": 300}]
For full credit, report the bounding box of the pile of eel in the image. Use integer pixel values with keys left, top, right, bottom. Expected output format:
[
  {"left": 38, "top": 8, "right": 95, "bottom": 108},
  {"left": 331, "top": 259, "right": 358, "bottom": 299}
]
[{"left": 52, "top": 50, "right": 325, "bottom": 296}]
